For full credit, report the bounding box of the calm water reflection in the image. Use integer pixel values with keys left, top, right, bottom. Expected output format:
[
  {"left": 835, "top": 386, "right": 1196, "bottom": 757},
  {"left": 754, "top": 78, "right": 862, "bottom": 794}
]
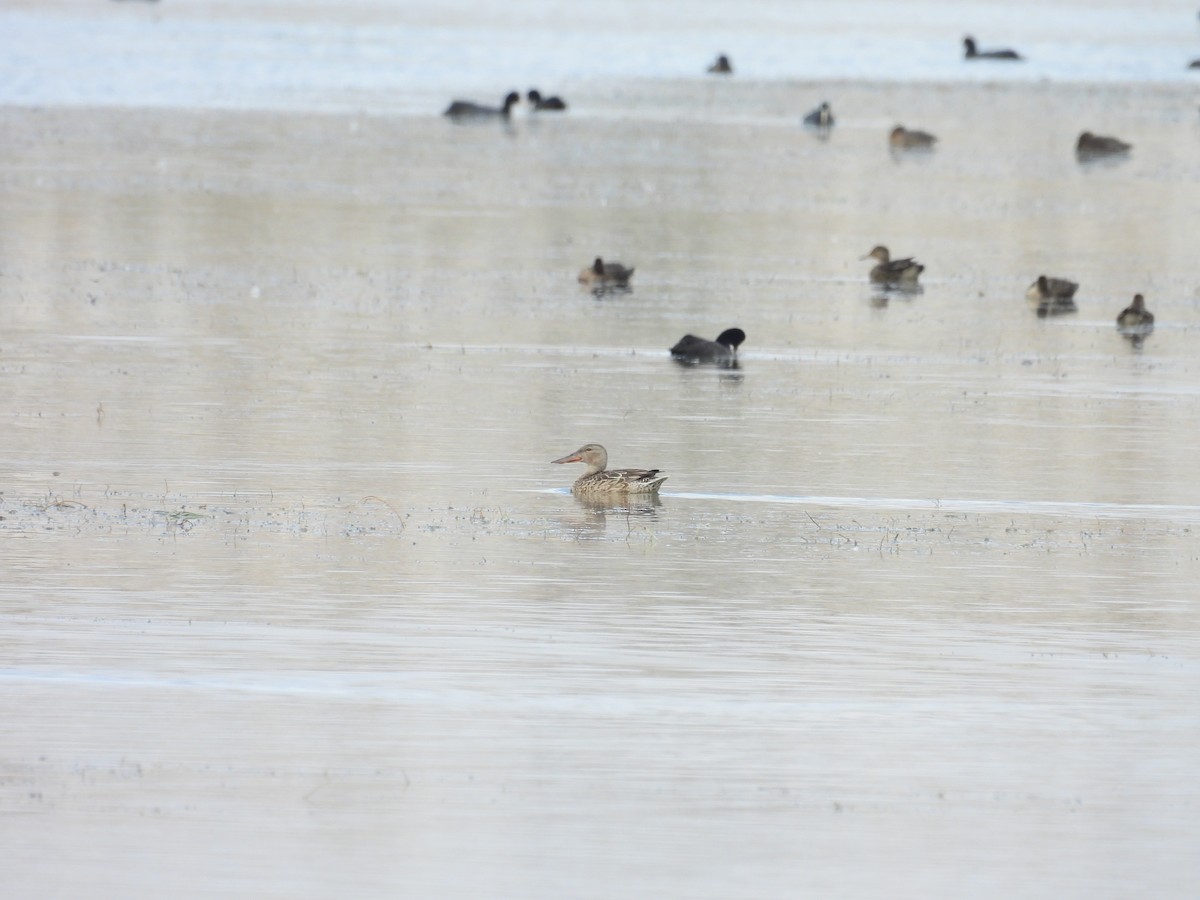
[{"left": 2, "top": 78, "right": 1199, "bottom": 899}]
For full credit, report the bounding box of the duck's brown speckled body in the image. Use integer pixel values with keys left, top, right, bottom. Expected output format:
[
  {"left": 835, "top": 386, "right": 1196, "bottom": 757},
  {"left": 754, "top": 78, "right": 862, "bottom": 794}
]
[{"left": 863, "top": 245, "right": 924, "bottom": 285}]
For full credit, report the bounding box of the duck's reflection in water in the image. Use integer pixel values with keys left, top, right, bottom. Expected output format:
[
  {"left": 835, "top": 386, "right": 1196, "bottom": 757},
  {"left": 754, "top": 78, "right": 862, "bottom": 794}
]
[
  {"left": 586, "top": 283, "right": 633, "bottom": 300},
  {"left": 556, "top": 492, "right": 663, "bottom": 537},
  {"left": 869, "top": 284, "right": 922, "bottom": 308},
  {"left": 1118, "top": 325, "right": 1153, "bottom": 350}
]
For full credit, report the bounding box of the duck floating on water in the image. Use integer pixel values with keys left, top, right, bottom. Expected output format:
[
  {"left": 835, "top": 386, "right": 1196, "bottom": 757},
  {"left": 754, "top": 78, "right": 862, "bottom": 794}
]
[
  {"left": 803, "top": 102, "right": 834, "bottom": 129},
  {"left": 1116, "top": 294, "right": 1154, "bottom": 327},
  {"left": 889, "top": 125, "right": 937, "bottom": 150},
  {"left": 552, "top": 444, "right": 667, "bottom": 495},
  {"left": 670, "top": 328, "right": 746, "bottom": 366},
  {"left": 963, "top": 36, "right": 1022, "bottom": 60},
  {"left": 527, "top": 89, "right": 567, "bottom": 111},
  {"left": 863, "top": 246, "right": 924, "bottom": 286},
  {"left": 707, "top": 54, "right": 733, "bottom": 74},
  {"left": 444, "top": 91, "right": 520, "bottom": 119},
  {"left": 1027, "top": 275, "right": 1079, "bottom": 317},
  {"left": 578, "top": 257, "right": 635, "bottom": 288},
  {"left": 1076, "top": 131, "right": 1132, "bottom": 159}
]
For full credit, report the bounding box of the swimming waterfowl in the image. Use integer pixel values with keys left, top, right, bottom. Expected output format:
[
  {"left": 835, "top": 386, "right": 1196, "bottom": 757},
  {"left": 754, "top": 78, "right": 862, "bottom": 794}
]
[
  {"left": 1026, "top": 275, "right": 1079, "bottom": 316},
  {"left": 1116, "top": 294, "right": 1154, "bottom": 327},
  {"left": 1076, "top": 131, "right": 1132, "bottom": 158},
  {"left": 707, "top": 55, "right": 733, "bottom": 74},
  {"left": 670, "top": 328, "right": 746, "bottom": 365},
  {"left": 527, "top": 89, "right": 567, "bottom": 111},
  {"left": 862, "top": 246, "right": 924, "bottom": 285},
  {"left": 963, "top": 36, "right": 1022, "bottom": 60},
  {"left": 444, "top": 91, "right": 521, "bottom": 119},
  {"left": 803, "top": 102, "right": 834, "bottom": 128},
  {"left": 1026, "top": 275, "right": 1078, "bottom": 303},
  {"left": 889, "top": 125, "right": 937, "bottom": 150},
  {"left": 578, "top": 257, "right": 635, "bottom": 287},
  {"left": 551, "top": 444, "right": 667, "bottom": 495},
  {"left": 1189, "top": 59, "right": 1200, "bottom": 70}
]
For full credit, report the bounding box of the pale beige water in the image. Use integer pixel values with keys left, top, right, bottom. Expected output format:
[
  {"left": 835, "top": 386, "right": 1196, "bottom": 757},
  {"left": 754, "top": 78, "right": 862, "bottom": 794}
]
[{"left": 2, "top": 80, "right": 1200, "bottom": 898}]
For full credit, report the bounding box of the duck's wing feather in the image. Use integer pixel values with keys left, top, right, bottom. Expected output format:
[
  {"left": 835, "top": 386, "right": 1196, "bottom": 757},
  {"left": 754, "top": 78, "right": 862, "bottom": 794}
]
[{"left": 603, "top": 468, "right": 662, "bottom": 483}]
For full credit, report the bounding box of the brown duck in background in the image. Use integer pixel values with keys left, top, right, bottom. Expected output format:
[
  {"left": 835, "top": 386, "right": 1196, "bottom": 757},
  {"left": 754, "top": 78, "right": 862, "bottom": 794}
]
[
  {"left": 578, "top": 257, "right": 635, "bottom": 288},
  {"left": 1027, "top": 275, "right": 1079, "bottom": 316},
  {"left": 889, "top": 125, "right": 937, "bottom": 150},
  {"left": 1116, "top": 294, "right": 1154, "bottom": 327},
  {"left": 863, "top": 246, "right": 924, "bottom": 286}
]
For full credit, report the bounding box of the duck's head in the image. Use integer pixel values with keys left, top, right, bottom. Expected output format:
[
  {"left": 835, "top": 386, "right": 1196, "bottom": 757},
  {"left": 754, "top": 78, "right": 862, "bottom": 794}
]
[
  {"left": 503, "top": 91, "right": 521, "bottom": 111},
  {"left": 592, "top": 257, "right": 605, "bottom": 274},
  {"left": 1037, "top": 275, "right": 1050, "bottom": 292},
  {"left": 862, "top": 245, "right": 890, "bottom": 262},
  {"left": 527, "top": 89, "right": 542, "bottom": 103},
  {"left": 1131, "top": 294, "right": 1146, "bottom": 311},
  {"left": 963, "top": 36, "right": 977, "bottom": 55},
  {"left": 552, "top": 444, "right": 608, "bottom": 470}
]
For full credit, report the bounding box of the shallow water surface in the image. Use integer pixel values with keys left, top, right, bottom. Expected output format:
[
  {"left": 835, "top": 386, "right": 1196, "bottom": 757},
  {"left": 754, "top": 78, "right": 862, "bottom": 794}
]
[
  {"left": 4, "top": 0, "right": 1200, "bottom": 112},
  {"left": 2, "top": 73, "right": 1200, "bottom": 899}
]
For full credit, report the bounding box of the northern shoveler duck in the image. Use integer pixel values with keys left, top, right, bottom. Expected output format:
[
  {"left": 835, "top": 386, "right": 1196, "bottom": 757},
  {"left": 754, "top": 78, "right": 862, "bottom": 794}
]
[
  {"left": 527, "top": 89, "right": 567, "bottom": 111},
  {"left": 443, "top": 91, "right": 520, "bottom": 119},
  {"left": 1116, "top": 294, "right": 1154, "bottom": 327},
  {"left": 578, "top": 257, "right": 635, "bottom": 287},
  {"left": 707, "top": 55, "right": 733, "bottom": 74},
  {"left": 1076, "top": 131, "right": 1131, "bottom": 159},
  {"left": 803, "top": 102, "right": 834, "bottom": 129},
  {"left": 552, "top": 444, "right": 667, "bottom": 495},
  {"left": 670, "top": 328, "right": 746, "bottom": 365},
  {"left": 863, "top": 246, "right": 924, "bottom": 285},
  {"left": 963, "top": 36, "right": 1022, "bottom": 60},
  {"left": 889, "top": 125, "right": 937, "bottom": 150},
  {"left": 1027, "top": 275, "right": 1079, "bottom": 317}
]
